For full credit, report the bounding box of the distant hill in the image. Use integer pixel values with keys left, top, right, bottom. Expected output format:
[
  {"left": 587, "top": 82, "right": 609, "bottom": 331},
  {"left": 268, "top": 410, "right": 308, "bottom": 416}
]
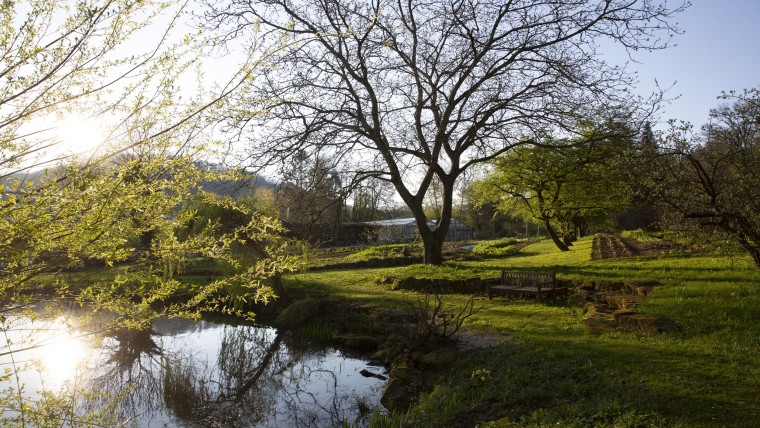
[
  {"left": 197, "top": 172, "right": 276, "bottom": 198},
  {"left": 1, "top": 168, "right": 51, "bottom": 189},
  {"left": 1, "top": 163, "right": 277, "bottom": 199}
]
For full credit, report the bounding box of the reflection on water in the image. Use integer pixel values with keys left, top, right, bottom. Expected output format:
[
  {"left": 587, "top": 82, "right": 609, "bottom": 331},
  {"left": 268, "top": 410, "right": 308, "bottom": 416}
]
[{"left": 1, "top": 314, "right": 386, "bottom": 427}]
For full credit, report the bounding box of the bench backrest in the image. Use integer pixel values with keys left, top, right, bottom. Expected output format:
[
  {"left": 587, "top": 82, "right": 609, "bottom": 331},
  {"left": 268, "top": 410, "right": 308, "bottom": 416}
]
[{"left": 500, "top": 271, "right": 556, "bottom": 288}]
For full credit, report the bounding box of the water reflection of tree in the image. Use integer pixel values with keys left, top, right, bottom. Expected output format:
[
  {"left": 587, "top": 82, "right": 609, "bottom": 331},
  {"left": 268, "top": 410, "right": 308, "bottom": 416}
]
[
  {"left": 163, "top": 325, "right": 379, "bottom": 427},
  {"left": 162, "top": 325, "right": 298, "bottom": 426},
  {"left": 84, "top": 328, "right": 167, "bottom": 421},
  {"left": 81, "top": 322, "right": 377, "bottom": 427},
  {"left": 278, "top": 355, "right": 381, "bottom": 428}
]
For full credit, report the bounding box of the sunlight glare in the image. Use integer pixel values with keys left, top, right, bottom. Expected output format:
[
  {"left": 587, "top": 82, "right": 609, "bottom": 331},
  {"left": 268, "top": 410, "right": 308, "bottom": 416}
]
[
  {"left": 55, "top": 114, "right": 106, "bottom": 158},
  {"left": 37, "top": 326, "right": 88, "bottom": 387}
]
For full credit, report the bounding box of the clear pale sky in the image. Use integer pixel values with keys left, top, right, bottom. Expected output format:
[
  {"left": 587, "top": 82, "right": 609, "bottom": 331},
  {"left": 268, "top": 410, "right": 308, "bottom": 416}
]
[
  {"left": 620, "top": 1, "right": 760, "bottom": 128},
  {"left": 34, "top": 1, "right": 760, "bottom": 162}
]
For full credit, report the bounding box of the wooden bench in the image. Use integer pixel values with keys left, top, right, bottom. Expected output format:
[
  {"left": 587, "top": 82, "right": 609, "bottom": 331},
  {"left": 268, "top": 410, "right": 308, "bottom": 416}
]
[{"left": 488, "top": 270, "right": 556, "bottom": 301}]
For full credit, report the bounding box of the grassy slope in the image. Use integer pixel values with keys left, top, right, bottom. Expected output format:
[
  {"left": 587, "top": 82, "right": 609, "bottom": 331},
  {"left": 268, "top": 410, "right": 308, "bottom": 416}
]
[{"left": 284, "top": 237, "right": 760, "bottom": 427}]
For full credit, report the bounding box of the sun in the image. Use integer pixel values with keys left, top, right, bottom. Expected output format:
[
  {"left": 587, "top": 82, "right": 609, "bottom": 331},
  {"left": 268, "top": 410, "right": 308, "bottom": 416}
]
[
  {"left": 36, "top": 320, "right": 88, "bottom": 387},
  {"left": 54, "top": 113, "right": 107, "bottom": 158},
  {"left": 40, "top": 335, "right": 86, "bottom": 382}
]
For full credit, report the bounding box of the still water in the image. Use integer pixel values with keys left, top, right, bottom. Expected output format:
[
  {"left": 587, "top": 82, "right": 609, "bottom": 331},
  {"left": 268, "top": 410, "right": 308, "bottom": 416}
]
[{"left": 0, "top": 312, "right": 386, "bottom": 427}]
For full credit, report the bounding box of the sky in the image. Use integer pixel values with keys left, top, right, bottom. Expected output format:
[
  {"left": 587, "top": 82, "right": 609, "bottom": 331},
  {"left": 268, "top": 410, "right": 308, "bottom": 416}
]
[
  {"left": 197, "top": 1, "right": 760, "bottom": 134},
  {"left": 618, "top": 1, "right": 760, "bottom": 129},
  {"left": 23, "top": 1, "right": 760, "bottom": 164}
]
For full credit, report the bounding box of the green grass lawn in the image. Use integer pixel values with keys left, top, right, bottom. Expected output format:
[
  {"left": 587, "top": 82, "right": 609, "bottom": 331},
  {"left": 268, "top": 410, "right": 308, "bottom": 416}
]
[{"left": 285, "top": 236, "right": 760, "bottom": 427}]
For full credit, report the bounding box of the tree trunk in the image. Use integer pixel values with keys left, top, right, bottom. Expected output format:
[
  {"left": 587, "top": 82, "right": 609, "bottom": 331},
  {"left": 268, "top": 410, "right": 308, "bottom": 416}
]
[
  {"left": 415, "top": 215, "right": 448, "bottom": 265},
  {"left": 749, "top": 248, "right": 760, "bottom": 269},
  {"left": 422, "top": 234, "right": 445, "bottom": 265},
  {"left": 544, "top": 218, "right": 569, "bottom": 251},
  {"left": 235, "top": 330, "right": 285, "bottom": 401},
  {"left": 735, "top": 232, "right": 760, "bottom": 268},
  {"left": 406, "top": 177, "right": 455, "bottom": 265}
]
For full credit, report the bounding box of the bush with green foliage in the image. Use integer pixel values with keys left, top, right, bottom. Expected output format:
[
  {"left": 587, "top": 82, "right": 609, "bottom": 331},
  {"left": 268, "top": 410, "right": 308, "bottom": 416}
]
[
  {"left": 619, "top": 229, "right": 661, "bottom": 243},
  {"left": 344, "top": 244, "right": 420, "bottom": 262}
]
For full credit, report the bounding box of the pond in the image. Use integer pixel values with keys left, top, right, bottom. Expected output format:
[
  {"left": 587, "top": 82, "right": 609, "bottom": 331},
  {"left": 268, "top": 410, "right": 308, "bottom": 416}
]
[{"left": 0, "top": 309, "right": 387, "bottom": 427}]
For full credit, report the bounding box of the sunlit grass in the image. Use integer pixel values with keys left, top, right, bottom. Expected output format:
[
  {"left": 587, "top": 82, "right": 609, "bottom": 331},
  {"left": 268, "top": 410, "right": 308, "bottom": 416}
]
[
  {"left": 35, "top": 235, "right": 760, "bottom": 426},
  {"left": 288, "top": 236, "right": 760, "bottom": 427},
  {"left": 343, "top": 243, "right": 420, "bottom": 262}
]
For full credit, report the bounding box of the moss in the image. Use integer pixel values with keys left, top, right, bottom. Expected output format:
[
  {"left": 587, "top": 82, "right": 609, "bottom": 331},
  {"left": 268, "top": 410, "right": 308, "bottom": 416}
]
[{"left": 274, "top": 297, "right": 321, "bottom": 329}]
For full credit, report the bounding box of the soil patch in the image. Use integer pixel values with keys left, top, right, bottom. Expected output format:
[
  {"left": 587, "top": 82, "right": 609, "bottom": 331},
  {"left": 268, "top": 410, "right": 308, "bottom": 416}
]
[{"left": 592, "top": 235, "right": 683, "bottom": 260}]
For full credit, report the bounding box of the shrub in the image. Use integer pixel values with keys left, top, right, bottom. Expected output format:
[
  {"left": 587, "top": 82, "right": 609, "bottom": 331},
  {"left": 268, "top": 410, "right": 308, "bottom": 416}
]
[
  {"left": 275, "top": 298, "right": 322, "bottom": 329},
  {"left": 472, "top": 238, "right": 521, "bottom": 257},
  {"left": 620, "top": 229, "right": 661, "bottom": 243},
  {"left": 344, "top": 244, "right": 420, "bottom": 262}
]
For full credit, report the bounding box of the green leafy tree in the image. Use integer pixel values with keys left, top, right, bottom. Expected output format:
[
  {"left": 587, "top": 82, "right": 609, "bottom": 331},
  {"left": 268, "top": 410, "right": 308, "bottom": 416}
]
[
  {"left": 474, "top": 128, "right": 632, "bottom": 251},
  {"left": 0, "top": 1, "right": 292, "bottom": 424},
  {"left": 0, "top": 0, "right": 293, "bottom": 318}
]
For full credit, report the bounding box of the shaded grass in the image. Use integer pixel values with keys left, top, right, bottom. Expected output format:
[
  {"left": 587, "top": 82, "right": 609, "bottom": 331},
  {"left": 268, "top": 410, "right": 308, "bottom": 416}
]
[{"left": 285, "top": 236, "right": 760, "bottom": 427}]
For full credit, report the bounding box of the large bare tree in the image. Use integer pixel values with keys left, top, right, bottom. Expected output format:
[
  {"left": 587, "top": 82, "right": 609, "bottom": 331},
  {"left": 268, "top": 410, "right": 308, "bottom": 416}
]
[
  {"left": 656, "top": 89, "right": 760, "bottom": 267},
  {"left": 206, "top": 0, "right": 687, "bottom": 264}
]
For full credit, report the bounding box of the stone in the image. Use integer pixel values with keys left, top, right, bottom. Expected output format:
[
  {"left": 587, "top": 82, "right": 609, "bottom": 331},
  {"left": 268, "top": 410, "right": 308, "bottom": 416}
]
[
  {"left": 582, "top": 316, "right": 618, "bottom": 334},
  {"left": 465, "top": 277, "right": 482, "bottom": 292},
  {"left": 333, "top": 334, "right": 380, "bottom": 352},
  {"left": 605, "top": 294, "right": 644, "bottom": 310},
  {"left": 584, "top": 302, "right": 609, "bottom": 317},
  {"left": 371, "top": 348, "right": 389, "bottom": 364},
  {"left": 381, "top": 378, "right": 414, "bottom": 411},
  {"left": 451, "top": 280, "right": 466, "bottom": 292},
  {"left": 415, "top": 347, "right": 459, "bottom": 369},
  {"left": 400, "top": 276, "right": 418, "bottom": 289},
  {"left": 596, "top": 281, "right": 626, "bottom": 292},
  {"left": 613, "top": 308, "right": 636, "bottom": 322},
  {"left": 618, "top": 315, "right": 677, "bottom": 334},
  {"left": 435, "top": 279, "right": 452, "bottom": 291},
  {"left": 380, "top": 364, "right": 424, "bottom": 410},
  {"left": 389, "top": 365, "right": 420, "bottom": 385},
  {"left": 417, "top": 278, "right": 435, "bottom": 291}
]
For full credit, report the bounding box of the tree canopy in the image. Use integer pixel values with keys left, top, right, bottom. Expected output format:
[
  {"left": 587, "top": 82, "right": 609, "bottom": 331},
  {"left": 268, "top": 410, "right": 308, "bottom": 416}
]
[
  {"left": 474, "top": 123, "right": 635, "bottom": 251},
  {"left": 655, "top": 88, "right": 760, "bottom": 267},
  {"left": 0, "top": 0, "right": 295, "bottom": 341},
  {"left": 204, "top": 0, "right": 687, "bottom": 264}
]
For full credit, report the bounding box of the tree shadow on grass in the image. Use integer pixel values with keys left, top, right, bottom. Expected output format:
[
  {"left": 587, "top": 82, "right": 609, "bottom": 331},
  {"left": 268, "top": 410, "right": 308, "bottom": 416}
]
[{"left": 443, "top": 330, "right": 760, "bottom": 427}]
